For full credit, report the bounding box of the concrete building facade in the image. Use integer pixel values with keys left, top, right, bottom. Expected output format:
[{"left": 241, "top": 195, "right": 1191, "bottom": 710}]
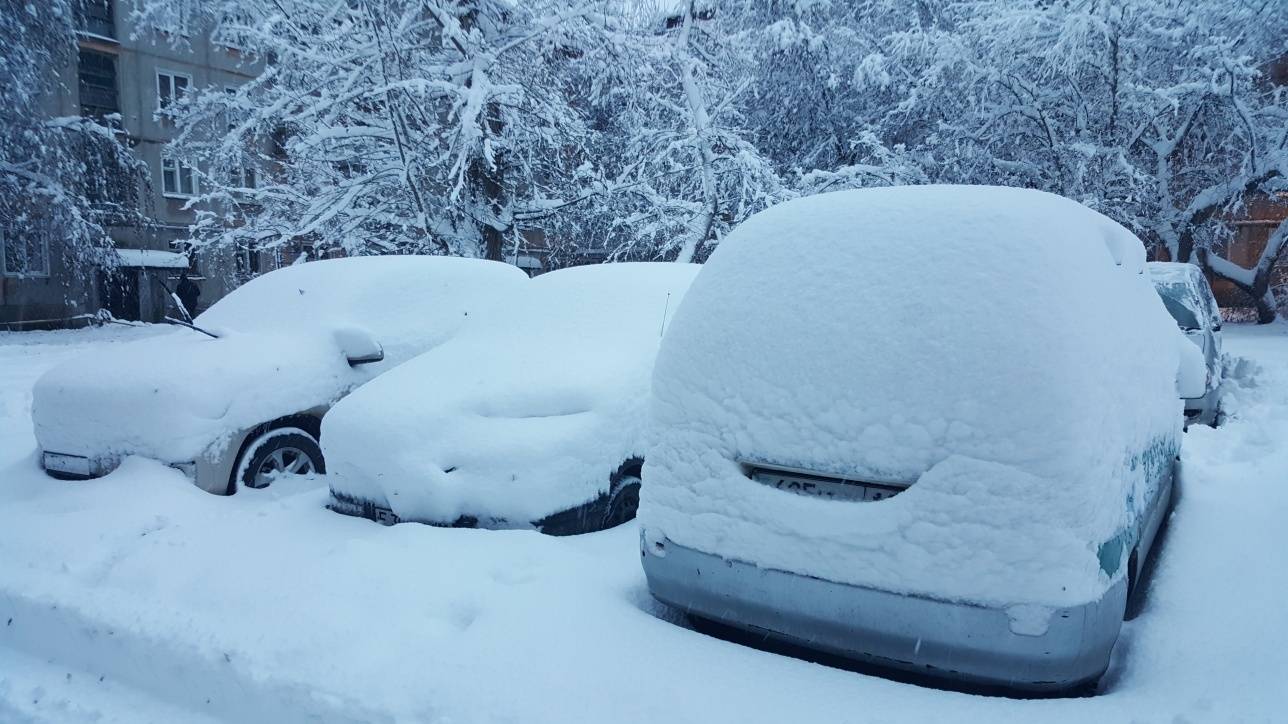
[{"left": 1, "top": 1, "right": 269, "bottom": 328}]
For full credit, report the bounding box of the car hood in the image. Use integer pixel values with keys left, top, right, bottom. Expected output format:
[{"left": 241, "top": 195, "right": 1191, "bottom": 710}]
[
  {"left": 324, "top": 327, "right": 659, "bottom": 527},
  {"left": 33, "top": 329, "right": 361, "bottom": 463}
]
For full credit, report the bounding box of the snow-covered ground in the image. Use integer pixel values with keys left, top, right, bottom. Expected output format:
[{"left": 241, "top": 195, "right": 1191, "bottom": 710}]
[{"left": 0, "top": 322, "right": 1285, "bottom": 723}]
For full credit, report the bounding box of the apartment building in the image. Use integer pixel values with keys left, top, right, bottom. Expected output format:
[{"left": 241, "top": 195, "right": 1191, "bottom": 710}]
[{"left": 0, "top": 1, "right": 267, "bottom": 328}]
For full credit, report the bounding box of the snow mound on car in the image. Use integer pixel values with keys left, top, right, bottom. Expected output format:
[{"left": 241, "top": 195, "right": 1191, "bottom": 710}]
[
  {"left": 195, "top": 255, "right": 526, "bottom": 364},
  {"left": 641, "top": 185, "right": 1188, "bottom": 607},
  {"left": 323, "top": 263, "right": 699, "bottom": 526},
  {"left": 33, "top": 256, "right": 526, "bottom": 464}
]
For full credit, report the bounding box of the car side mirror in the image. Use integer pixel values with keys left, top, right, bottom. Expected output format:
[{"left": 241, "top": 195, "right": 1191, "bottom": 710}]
[
  {"left": 1175, "top": 333, "right": 1207, "bottom": 400},
  {"left": 334, "top": 327, "right": 384, "bottom": 367}
]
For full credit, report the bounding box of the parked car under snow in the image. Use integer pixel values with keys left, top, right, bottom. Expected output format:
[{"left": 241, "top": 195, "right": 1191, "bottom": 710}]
[
  {"left": 1147, "top": 261, "right": 1224, "bottom": 426},
  {"left": 638, "top": 186, "right": 1206, "bottom": 694},
  {"left": 324, "top": 262, "right": 700, "bottom": 535},
  {"left": 33, "top": 256, "right": 527, "bottom": 494}
]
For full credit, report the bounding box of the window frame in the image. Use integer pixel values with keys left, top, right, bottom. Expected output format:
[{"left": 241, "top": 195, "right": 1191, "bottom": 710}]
[
  {"left": 1, "top": 228, "right": 52, "bottom": 279},
  {"left": 78, "top": 49, "right": 121, "bottom": 120},
  {"left": 155, "top": 69, "right": 193, "bottom": 115},
  {"left": 161, "top": 155, "right": 198, "bottom": 198}
]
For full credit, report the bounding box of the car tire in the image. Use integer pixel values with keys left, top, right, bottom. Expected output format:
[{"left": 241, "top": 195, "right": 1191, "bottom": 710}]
[
  {"left": 234, "top": 428, "right": 325, "bottom": 492},
  {"left": 602, "top": 476, "right": 641, "bottom": 529}
]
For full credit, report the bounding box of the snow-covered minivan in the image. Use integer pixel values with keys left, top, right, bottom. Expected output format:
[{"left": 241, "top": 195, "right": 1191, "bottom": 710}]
[
  {"left": 34, "top": 256, "right": 526, "bottom": 494},
  {"left": 639, "top": 186, "right": 1206, "bottom": 693}
]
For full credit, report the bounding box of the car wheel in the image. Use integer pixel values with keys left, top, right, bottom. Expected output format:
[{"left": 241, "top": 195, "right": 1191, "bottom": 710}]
[
  {"left": 602, "top": 476, "right": 641, "bottom": 529},
  {"left": 236, "top": 428, "right": 325, "bottom": 491}
]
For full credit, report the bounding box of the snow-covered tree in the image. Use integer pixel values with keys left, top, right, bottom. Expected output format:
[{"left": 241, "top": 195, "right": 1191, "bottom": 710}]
[
  {"left": 853, "top": 0, "right": 1288, "bottom": 320},
  {"left": 555, "top": 2, "right": 789, "bottom": 263},
  {"left": 138, "top": 0, "right": 1287, "bottom": 319},
  {"left": 1, "top": 0, "right": 147, "bottom": 281},
  {"left": 135, "top": 0, "right": 611, "bottom": 260}
]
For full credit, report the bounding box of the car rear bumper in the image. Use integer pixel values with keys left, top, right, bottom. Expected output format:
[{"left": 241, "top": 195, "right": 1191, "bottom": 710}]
[
  {"left": 641, "top": 536, "right": 1126, "bottom": 693},
  {"left": 41, "top": 451, "right": 117, "bottom": 480},
  {"left": 42, "top": 450, "right": 202, "bottom": 488}
]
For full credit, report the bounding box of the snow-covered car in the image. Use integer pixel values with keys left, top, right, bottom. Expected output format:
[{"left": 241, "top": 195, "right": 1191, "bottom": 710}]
[
  {"left": 323, "top": 262, "right": 700, "bottom": 535},
  {"left": 639, "top": 186, "right": 1207, "bottom": 693},
  {"left": 1148, "top": 261, "right": 1224, "bottom": 426},
  {"left": 34, "top": 256, "right": 527, "bottom": 494}
]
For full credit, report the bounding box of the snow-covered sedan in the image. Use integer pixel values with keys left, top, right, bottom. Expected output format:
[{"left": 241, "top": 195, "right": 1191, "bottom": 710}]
[
  {"left": 639, "top": 186, "right": 1206, "bottom": 694},
  {"left": 1148, "top": 261, "right": 1224, "bottom": 426},
  {"left": 324, "top": 262, "right": 700, "bottom": 535},
  {"left": 34, "top": 256, "right": 527, "bottom": 494}
]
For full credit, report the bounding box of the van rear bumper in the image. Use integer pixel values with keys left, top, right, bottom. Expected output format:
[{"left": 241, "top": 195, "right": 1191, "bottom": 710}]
[{"left": 641, "top": 536, "right": 1127, "bottom": 693}]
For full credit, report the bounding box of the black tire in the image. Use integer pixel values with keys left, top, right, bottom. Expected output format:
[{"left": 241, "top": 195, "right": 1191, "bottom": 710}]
[
  {"left": 235, "top": 428, "right": 325, "bottom": 492},
  {"left": 602, "top": 476, "right": 641, "bottom": 529}
]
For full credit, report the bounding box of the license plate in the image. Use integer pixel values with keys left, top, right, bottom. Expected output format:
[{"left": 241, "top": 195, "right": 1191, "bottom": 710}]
[
  {"left": 749, "top": 466, "right": 906, "bottom": 502},
  {"left": 43, "top": 452, "right": 93, "bottom": 476}
]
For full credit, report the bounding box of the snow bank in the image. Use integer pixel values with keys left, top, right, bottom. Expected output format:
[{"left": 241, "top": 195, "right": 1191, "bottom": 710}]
[
  {"left": 641, "top": 185, "right": 1189, "bottom": 608},
  {"left": 33, "top": 256, "right": 527, "bottom": 464},
  {"left": 324, "top": 262, "right": 699, "bottom": 526}
]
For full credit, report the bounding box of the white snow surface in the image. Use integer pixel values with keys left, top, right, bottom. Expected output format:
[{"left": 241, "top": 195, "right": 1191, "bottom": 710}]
[
  {"left": 114, "top": 249, "right": 189, "bottom": 269},
  {"left": 1, "top": 322, "right": 1286, "bottom": 723},
  {"left": 642, "top": 186, "right": 1190, "bottom": 608},
  {"left": 323, "top": 262, "right": 700, "bottom": 525},
  {"left": 32, "top": 256, "right": 527, "bottom": 464}
]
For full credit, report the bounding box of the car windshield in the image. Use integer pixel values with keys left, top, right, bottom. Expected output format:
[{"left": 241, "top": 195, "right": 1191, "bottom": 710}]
[{"left": 1156, "top": 285, "right": 1202, "bottom": 330}]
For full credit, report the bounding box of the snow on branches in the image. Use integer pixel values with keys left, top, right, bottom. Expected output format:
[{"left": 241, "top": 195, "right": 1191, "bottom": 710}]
[
  {"left": 134, "top": 0, "right": 1287, "bottom": 316},
  {"left": 1, "top": 0, "right": 147, "bottom": 280}
]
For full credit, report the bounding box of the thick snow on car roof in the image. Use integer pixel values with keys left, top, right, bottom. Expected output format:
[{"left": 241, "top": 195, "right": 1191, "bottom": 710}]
[
  {"left": 323, "top": 262, "right": 700, "bottom": 527},
  {"left": 642, "top": 185, "right": 1191, "bottom": 608},
  {"left": 33, "top": 256, "right": 526, "bottom": 463},
  {"left": 196, "top": 255, "right": 527, "bottom": 363}
]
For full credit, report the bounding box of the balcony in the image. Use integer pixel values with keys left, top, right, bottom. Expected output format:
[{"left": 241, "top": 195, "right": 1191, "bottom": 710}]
[{"left": 75, "top": 0, "right": 116, "bottom": 41}]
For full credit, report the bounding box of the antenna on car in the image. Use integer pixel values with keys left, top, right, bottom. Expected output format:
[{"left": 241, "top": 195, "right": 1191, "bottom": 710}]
[{"left": 659, "top": 292, "right": 672, "bottom": 338}]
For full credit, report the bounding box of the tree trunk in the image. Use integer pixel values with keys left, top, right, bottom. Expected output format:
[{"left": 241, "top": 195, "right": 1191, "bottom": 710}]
[{"left": 1204, "top": 216, "right": 1286, "bottom": 324}]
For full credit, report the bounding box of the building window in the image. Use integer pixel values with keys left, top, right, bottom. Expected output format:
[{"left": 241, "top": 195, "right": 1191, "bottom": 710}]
[
  {"left": 233, "top": 166, "right": 258, "bottom": 190},
  {"left": 214, "top": 10, "right": 254, "bottom": 51},
  {"left": 156, "top": 70, "right": 192, "bottom": 113},
  {"left": 78, "top": 50, "right": 119, "bottom": 120},
  {"left": 151, "top": 7, "right": 191, "bottom": 36},
  {"left": 2, "top": 229, "right": 51, "bottom": 278},
  {"left": 235, "top": 240, "right": 261, "bottom": 279},
  {"left": 75, "top": 0, "right": 116, "bottom": 39},
  {"left": 161, "top": 157, "right": 197, "bottom": 197}
]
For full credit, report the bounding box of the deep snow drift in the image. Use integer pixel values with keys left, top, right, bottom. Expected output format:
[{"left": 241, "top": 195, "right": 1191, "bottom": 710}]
[
  {"left": 642, "top": 186, "right": 1193, "bottom": 608},
  {"left": 324, "top": 262, "right": 700, "bottom": 526},
  {"left": 0, "top": 322, "right": 1285, "bottom": 723}
]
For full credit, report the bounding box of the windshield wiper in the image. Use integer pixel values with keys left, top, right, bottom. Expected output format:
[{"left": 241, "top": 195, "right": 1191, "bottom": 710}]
[{"left": 164, "top": 316, "right": 220, "bottom": 339}]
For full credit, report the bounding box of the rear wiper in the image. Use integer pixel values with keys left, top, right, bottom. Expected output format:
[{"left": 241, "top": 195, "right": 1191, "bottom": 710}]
[{"left": 164, "top": 316, "right": 220, "bottom": 339}]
